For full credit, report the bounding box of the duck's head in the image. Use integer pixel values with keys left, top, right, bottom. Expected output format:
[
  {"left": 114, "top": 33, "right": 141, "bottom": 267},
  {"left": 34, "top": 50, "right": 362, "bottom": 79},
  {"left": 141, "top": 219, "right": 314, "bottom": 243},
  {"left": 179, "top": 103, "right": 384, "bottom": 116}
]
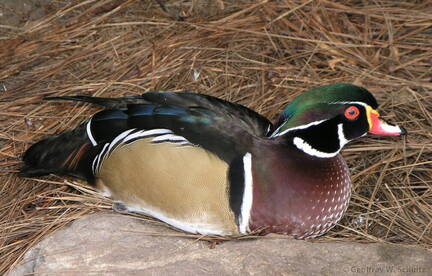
[{"left": 271, "top": 83, "right": 406, "bottom": 158}]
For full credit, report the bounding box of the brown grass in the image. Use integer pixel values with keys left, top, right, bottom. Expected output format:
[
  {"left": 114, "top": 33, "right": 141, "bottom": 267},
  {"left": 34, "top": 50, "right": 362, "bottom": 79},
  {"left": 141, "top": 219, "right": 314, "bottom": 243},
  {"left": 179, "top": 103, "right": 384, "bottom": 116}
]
[{"left": 1, "top": 0, "right": 431, "bottom": 273}]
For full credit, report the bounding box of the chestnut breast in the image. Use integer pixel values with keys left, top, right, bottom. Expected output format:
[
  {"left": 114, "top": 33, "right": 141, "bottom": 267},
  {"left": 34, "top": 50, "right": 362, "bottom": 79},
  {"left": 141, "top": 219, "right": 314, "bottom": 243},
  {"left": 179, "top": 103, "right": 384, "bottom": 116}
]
[{"left": 250, "top": 146, "right": 351, "bottom": 239}]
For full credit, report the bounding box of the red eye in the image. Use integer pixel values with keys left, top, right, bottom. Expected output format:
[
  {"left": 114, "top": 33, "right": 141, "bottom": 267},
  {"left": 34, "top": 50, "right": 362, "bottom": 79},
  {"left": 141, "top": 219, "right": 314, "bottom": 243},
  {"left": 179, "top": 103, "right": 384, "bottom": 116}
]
[{"left": 344, "top": 106, "right": 360, "bottom": 120}]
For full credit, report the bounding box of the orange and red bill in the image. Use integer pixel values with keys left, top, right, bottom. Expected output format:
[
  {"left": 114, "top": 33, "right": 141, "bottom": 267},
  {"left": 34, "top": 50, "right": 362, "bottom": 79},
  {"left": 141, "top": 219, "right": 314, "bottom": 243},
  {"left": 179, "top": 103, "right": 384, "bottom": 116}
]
[{"left": 366, "top": 107, "right": 407, "bottom": 136}]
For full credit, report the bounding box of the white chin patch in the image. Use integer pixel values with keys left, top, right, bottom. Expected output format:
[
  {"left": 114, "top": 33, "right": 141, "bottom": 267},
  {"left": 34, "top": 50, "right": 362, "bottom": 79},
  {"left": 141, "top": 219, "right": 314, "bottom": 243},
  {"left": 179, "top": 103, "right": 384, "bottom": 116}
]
[
  {"left": 292, "top": 137, "right": 339, "bottom": 158},
  {"left": 293, "top": 124, "right": 350, "bottom": 158}
]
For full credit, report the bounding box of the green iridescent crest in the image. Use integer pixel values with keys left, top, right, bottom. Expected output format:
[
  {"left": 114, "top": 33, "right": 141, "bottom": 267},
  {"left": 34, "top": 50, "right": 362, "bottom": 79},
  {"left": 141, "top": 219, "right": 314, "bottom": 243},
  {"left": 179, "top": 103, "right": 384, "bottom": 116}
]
[{"left": 273, "top": 83, "right": 378, "bottom": 135}]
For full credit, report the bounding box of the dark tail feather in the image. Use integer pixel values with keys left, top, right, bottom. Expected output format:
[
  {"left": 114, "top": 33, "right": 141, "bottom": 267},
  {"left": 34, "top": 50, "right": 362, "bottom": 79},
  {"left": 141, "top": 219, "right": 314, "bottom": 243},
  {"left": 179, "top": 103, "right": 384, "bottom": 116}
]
[
  {"left": 20, "top": 94, "right": 144, "bottom": 179},
  {"left": 20, "top": 124, "right": 94, "bottom": 181},
  {"left": 44, "top": 95, "right": 147, "bottom": 109}
]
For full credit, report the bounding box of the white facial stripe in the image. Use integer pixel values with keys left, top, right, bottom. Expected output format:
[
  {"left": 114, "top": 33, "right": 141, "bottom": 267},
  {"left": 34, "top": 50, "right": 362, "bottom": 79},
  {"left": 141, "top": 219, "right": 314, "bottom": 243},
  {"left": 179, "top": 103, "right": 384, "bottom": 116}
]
[
  {"left": 329, "top": 101, "right": 368, "bottom": 107},
  {"left": 273, "top": 101, "right": 371, "bottom": 138},
  {"left": 292, "top": 137, "right": 339, "bottom": 158},
  {"left": 271, "top": 119, "right": 326, "bottom": 138},
  {"left": 239, "top": 152, "right": 253, "bottom": 234},
  {"left": 86, "top": 119, "right": 98, "bottom": 146}
]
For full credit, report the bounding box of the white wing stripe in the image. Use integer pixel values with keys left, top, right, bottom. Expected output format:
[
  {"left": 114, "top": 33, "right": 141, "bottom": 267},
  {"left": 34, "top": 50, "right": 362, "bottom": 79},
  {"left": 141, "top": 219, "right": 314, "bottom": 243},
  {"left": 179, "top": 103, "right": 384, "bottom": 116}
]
[
  {"left": 151, "top": 134, "right": 189, "bottom": 143},
  {"left": 94, "top": 143, "right": 110, "bottom": 174},
  {"left": 86, "top": 119, "right": 98, "bottom": 146},
  {"left": 118, "top": 128, "right": 172, "bottom": 144},
  {"left": 108, "top": 128, "right": 137, "bottom": 153}
]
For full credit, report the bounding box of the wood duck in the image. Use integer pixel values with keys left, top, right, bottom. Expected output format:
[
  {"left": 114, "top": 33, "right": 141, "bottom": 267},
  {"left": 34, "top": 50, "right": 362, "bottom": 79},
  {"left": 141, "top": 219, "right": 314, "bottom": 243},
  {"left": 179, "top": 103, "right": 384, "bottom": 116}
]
[{"left": 20, "top": 83, "right": 406, "bottom": 239}]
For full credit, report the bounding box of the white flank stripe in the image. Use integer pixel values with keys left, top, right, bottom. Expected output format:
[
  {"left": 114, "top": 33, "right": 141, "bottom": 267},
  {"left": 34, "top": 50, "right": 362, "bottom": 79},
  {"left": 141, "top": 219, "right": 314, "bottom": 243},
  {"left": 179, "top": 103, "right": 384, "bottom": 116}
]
[
  {"left": 122, "top": 128, "right": 172, "bottom": 143},
  {"left": 271, "top": 119, "right": 326, "bottom": 138},
  {"left": 92, "top": 155, "right": 98, "bottom": 174},
  {"left": 266, "top": 125, "right": 272, "bottom": 135},
  {"left": 107, "top": 128, "right": 137, "bottom": 155},
  {"left": 92, "top": 128, "right": 193, "bottom": 176},
  {"left": 151, "top": 133, "right": 189, "bottom": 143},
  {"left": 121, "top": 130, "right": 146, "bottom": 143},
  {"left": 239, "top": 152, "right": 253, "bottom": 234},
  {"left": 292, "top": 137, "right": 339, "bottom": 158},
  {"left": 179, "top": 141, "right": 193, "bottom": 146},
  {"left": 94, "top": 143, "right": 110, "bottom": 174},
  {"left": 86, "top": 119, "right": 98, "bottom": 146}
]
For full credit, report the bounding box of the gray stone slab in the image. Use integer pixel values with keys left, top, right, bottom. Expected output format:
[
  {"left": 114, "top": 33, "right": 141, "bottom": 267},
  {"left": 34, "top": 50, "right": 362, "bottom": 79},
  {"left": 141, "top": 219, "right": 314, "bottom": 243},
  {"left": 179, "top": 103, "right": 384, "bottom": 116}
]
[{"left": 8, "top": 214, "right": 432, "bottom": 276}]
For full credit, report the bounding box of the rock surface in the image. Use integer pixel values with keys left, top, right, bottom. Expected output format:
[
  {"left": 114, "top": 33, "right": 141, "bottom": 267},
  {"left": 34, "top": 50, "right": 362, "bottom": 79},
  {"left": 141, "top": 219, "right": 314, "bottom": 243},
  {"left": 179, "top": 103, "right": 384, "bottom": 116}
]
[{"left": 8, "top": 214, "right": 432, "bottom": 276}]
